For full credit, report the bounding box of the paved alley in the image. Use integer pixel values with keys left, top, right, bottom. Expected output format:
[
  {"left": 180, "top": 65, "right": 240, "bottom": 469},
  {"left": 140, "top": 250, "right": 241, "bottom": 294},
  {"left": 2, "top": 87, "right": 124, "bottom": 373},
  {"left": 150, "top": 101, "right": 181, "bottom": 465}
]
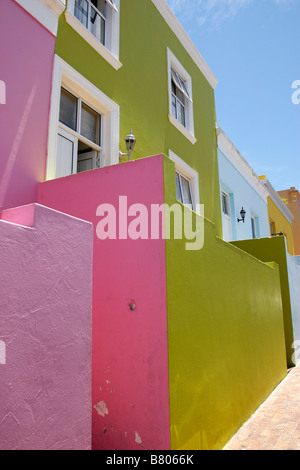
[{"left": 224, "top": 364, "right": 300, "bottom": 450}]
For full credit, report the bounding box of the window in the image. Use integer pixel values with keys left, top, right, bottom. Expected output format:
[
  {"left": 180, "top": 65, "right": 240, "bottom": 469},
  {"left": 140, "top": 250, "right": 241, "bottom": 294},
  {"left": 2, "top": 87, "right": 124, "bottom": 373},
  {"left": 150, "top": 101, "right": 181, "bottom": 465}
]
[
  {"left": 221, "top": 191, "right": 230, "bottom": 217},
  {"left": 65, "top": 0, "right": 121, "bottom": 70},
  {"left": 169, "top": 150, "right": 200, "bottom": 214},
  {"left": 74, "top": 0, "right": 116, "bottom": 47},
  {"left": 171, "top": 68, "right": 191, "bottom": 128},
  {"left": 251, "top": 216, "right": 257, "bottom": 239},
  {"left": 57, "top": 87, "right": 102, "bottom": 176},
  {"left": 167, "top": 49, "right": 196, "bottom": 145},
  {"left": 46, "top": 56, "right": 120, "bottom": 181},
  {"left": 270, "top": 219, "right": 276, "bottom": 236},
  {"left": 221, "top": 189, "right": 233, "bottom": 242},
  {"left": 176, "top": 171, "right": 194, "bottom": 210}
]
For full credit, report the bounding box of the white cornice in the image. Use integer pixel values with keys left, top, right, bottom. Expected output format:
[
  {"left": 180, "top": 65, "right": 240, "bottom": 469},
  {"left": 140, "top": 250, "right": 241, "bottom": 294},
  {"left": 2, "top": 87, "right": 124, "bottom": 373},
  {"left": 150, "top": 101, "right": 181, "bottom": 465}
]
[
  {"left": 14, "top": 0, "right": 65, "bottom": 36},
  {"left": 216, "top": 125, "right": 269, "bottom": 203},
  {"left": 41, "top": 0, "right": 66, "bottom": 16},
  {"left": 259, "top": 177, "right": 294, "bottom": 225},
  {"left": 151, "top": 0, "right": 218, "bottom": 90}
]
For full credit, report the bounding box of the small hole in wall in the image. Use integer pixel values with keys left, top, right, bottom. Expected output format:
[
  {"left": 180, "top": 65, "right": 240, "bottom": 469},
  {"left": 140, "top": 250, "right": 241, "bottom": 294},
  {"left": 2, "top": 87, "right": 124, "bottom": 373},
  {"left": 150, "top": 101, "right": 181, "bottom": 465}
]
[{"left": 129, "top": 302, "right": 136, "bottom": 311}]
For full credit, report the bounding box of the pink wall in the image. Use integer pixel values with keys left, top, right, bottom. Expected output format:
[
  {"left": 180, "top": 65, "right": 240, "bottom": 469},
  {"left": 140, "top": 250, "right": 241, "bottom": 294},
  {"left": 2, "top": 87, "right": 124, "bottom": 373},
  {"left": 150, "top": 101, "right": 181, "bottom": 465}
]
[
  {"left": 0, "top": 0, "right": 55, "bottom": 211},
  {"left": 0, "top": 204, "right": 93, "bottom": 450},
  {"left": 38, "top": 155, "right": 171, "bottom": 450}
]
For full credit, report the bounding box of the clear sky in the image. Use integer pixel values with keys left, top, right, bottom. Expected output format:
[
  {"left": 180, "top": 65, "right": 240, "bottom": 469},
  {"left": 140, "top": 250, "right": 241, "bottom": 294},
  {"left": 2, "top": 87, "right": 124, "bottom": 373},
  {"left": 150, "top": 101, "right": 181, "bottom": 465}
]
[{"left": 165, "top": 0, "right": 300, "bottom": 192}]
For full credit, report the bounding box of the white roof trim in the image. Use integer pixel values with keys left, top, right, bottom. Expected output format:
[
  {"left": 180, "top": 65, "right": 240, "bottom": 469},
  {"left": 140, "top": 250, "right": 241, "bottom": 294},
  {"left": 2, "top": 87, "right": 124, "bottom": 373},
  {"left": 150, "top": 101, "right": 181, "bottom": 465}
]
[
  {"left": 216, "top": 125, "right": 269, "bottom": 203},
  {"left": 151, "top": 0, "right": 218, "bottom": 90},
  {"left": 259, "top": 177, "right": 294, "bottom": 225},
  {"left": 14, "top": 0, "right": 65, "bottom": 36}
]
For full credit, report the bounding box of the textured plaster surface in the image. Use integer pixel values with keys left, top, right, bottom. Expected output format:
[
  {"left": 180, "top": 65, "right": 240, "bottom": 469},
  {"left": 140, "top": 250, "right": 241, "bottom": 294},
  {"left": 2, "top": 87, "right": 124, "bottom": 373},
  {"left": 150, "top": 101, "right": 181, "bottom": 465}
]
[
  {"left": 38, "top": 155, "right": 171, "bottom": 450},
  {"left": 0, "top": 204, "right": 93, "bottom": 450}
]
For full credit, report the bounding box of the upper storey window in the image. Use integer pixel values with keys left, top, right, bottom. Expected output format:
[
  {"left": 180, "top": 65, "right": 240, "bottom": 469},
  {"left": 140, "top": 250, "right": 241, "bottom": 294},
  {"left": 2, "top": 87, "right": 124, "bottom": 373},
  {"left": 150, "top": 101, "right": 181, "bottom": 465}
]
[
  {"left": 167, "top": 48, "right": 196, "bottom": 145},
  {"left": 66, "top": 0, "right": 121, "bottom": 70},
  {"left": 74, "top": 0, "right": 117, "bottom": 47},
  {"left": 171, "top": 68, "right": 191, "bottom": 128}
]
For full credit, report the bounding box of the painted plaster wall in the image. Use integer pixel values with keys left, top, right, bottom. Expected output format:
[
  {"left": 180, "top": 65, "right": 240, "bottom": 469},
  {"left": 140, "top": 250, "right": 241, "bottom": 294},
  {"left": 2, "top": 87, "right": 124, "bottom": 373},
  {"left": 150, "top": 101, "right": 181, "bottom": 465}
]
[
  {"left": 267, "top": 197, "right": 295, "bottom": 256},
  {"left": 218, "top": 148, "right": 269, "bottom": 241},
  {"left": 231, "top": 236, "right": 294, "bottom": 368},
  {"left": 0, "top": 204, "right": 93, "bottom": 450},
  {"left": 37, "top": 155, "right": 171, "bottom": 450},
  {"left": 0, "top": 0, "right": 55, "bottom": 211},
  {"left": 286, "top": 254, "right": 300, "bottom": 361},
  {"left": 163, "top": 156, "right": 287, "bottom": 450},
  {"left": 54, "top": 0, "right": 222, "bottom": 235},
  {"left": 278, "top": 188, "right": 300, "bottom": 256}
]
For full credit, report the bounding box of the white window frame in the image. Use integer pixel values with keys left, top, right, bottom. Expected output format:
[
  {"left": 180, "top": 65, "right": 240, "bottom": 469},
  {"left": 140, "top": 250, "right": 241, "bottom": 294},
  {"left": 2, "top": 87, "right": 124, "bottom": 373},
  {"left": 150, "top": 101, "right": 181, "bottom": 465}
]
[
  {"left": 176, "top": 170, "right": 194, "bottom": 210},
  {"left": 169, "top": 150, "right": 200, "bottom": 214},
  {"left": 221, "top": 190, "right": 231, "bottom": 218},
  {"left": 167, "top": 48, "right": 196, "bottom": 145},
  {"left": 251, "top": 215, "right": 257, "bottom": 239},
  {"left": 46, "top": 55, "right": 119, "bottom": 180},
  {"left": 65, "top": 0, "right": 122, "bottom": 70},
  {"left": 58, "top": 88, "right": 102, "bottom": 176}
]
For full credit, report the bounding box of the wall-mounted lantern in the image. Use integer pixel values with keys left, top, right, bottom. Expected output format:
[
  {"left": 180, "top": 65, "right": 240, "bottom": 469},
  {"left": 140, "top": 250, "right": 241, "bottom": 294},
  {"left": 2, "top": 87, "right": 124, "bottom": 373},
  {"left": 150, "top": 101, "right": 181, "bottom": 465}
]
[
  {"left": 119, "top": 130, "right": 136, "bottom": 161},
  {"left": 237, "top": 207, "right": 246, "bottom": 223}
]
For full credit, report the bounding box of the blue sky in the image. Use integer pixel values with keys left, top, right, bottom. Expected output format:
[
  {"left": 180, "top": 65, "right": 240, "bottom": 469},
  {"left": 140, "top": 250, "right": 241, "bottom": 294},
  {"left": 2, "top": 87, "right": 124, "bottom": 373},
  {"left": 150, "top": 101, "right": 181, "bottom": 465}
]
[{"left": 165, "top": 0, "right": 300, "bottom": 192}]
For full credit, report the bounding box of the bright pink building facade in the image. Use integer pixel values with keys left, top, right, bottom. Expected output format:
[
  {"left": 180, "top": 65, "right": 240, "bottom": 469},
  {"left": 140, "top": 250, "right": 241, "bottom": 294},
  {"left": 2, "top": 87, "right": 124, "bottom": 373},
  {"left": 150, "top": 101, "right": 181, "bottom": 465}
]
[
  {"left": 0, "top": 0, "right": 55, "bottom": 211},
  {"left": 38, "top": 155, "right": 171, "bottom": 450}
]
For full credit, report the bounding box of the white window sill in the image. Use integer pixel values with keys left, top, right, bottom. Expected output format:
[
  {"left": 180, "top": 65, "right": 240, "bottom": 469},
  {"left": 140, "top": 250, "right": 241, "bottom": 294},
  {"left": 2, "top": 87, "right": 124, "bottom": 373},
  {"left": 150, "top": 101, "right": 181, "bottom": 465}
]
[
  {"left": 168, "top": 114, "right": 197, "bottom": 145},
  {"left": 65, "top": 11, "right": 122, "bottom": 71}
]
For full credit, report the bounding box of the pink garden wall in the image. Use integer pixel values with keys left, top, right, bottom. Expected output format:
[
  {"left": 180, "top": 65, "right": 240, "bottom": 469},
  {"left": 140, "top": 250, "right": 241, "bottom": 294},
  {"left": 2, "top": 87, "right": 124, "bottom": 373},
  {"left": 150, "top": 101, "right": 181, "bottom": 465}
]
[
  {"left": 0, "top": 204, "right": 93, "bottom": 450},
  {"left": 0, "top": 0, "right": 55, "bottom": 211},
  {"left": 38, "top": 155, "right": 171, "bottom": 450}
]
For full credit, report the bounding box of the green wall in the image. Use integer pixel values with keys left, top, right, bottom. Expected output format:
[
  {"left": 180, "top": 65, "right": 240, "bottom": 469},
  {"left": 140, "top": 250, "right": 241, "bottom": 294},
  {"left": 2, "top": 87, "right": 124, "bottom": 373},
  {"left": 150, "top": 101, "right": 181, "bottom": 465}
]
[
  {"left": 55, "top": 0, "right": 222, "bottom": 235},
  {"left": 163, "top": 156, "right": 287, "bottom": 450},
  {"left": 231, "top": 237, "right": 295, "bottom": 368}
]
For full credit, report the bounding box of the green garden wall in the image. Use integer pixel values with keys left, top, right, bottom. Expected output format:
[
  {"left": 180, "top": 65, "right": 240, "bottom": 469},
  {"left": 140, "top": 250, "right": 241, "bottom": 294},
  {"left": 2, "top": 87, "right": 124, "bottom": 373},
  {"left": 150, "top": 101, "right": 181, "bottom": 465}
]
[
  {"left": 231, "top": 237, "right": 295, "bottom": 368},
  {"left": 55, "top": 0, "right": 222, "bottom": 235},
  {"left": 163, "top": 156, "right": 287, "bottom": 450}
]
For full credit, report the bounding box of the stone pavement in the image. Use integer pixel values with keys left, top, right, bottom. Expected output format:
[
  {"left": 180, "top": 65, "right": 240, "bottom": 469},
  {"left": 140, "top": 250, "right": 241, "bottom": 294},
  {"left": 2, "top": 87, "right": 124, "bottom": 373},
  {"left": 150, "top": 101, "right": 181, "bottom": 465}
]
[{"left": 224, "top": 364, "right": 300, "bottom": 450}]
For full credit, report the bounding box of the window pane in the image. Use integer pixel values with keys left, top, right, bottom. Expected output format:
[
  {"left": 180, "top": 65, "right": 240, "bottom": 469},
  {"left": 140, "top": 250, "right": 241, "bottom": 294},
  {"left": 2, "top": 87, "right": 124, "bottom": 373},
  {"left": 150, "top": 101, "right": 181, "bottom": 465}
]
[
  {"left": 75, "top": 0, "right": 89, "bottom": 28},
  {"left": 251, "top": 217, "right": 256, "bottom": 239},
  {"left": 180, "top": 175, "right": 193, "bottom": 208},
  {"left": 59, "top": 88, "right": 77, "bottom": 131},
  {"left": 174, "top": 86, "right": 184, "bottom": 105},
  {"left": 171, "top": 68, "right": 190, "bottom": 100},
  {"left": 81, "top": 102, "right": 101, "bottom": 145},
  {"left": 175, "top": 172, "right": 183, "bottom": 203},
  {"left": 90, "top": 4, "right": 105, "bottom": 45},
  {"left": 177, "top": 100, "right": 185, "bottom": 127},
  {"left": 222, "top": 193, "right": 230, "bottom": 216},
  {"left": 92, "top": 0, "right": 106, "bottom": 16},
  {"left": 172, "top": 94, "right": 177, "bottom": 119},
  {"left": 77, "top": 141, "right": 97, "bottom": 173}
]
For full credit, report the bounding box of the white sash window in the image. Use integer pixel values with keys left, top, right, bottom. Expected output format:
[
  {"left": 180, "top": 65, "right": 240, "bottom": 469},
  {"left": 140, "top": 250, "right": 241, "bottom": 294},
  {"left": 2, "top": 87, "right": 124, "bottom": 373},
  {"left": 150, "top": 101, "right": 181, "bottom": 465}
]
[{"left": 66, "top": 0, "right": 121, "bottom": 70}]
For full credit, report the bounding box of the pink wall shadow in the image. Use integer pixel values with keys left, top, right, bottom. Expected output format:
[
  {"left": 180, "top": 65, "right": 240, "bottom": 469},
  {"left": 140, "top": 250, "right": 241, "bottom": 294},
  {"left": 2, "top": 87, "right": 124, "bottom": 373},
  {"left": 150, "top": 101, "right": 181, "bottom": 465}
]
[
  {"left": 0, "top": 204, "right": 93, "bottom": 450},
  {"left": 0, "top": 0, "right": 55, "bottom": 211},
  {"left": 38, "top": 155, "right": 171, "bottom": 450}
]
